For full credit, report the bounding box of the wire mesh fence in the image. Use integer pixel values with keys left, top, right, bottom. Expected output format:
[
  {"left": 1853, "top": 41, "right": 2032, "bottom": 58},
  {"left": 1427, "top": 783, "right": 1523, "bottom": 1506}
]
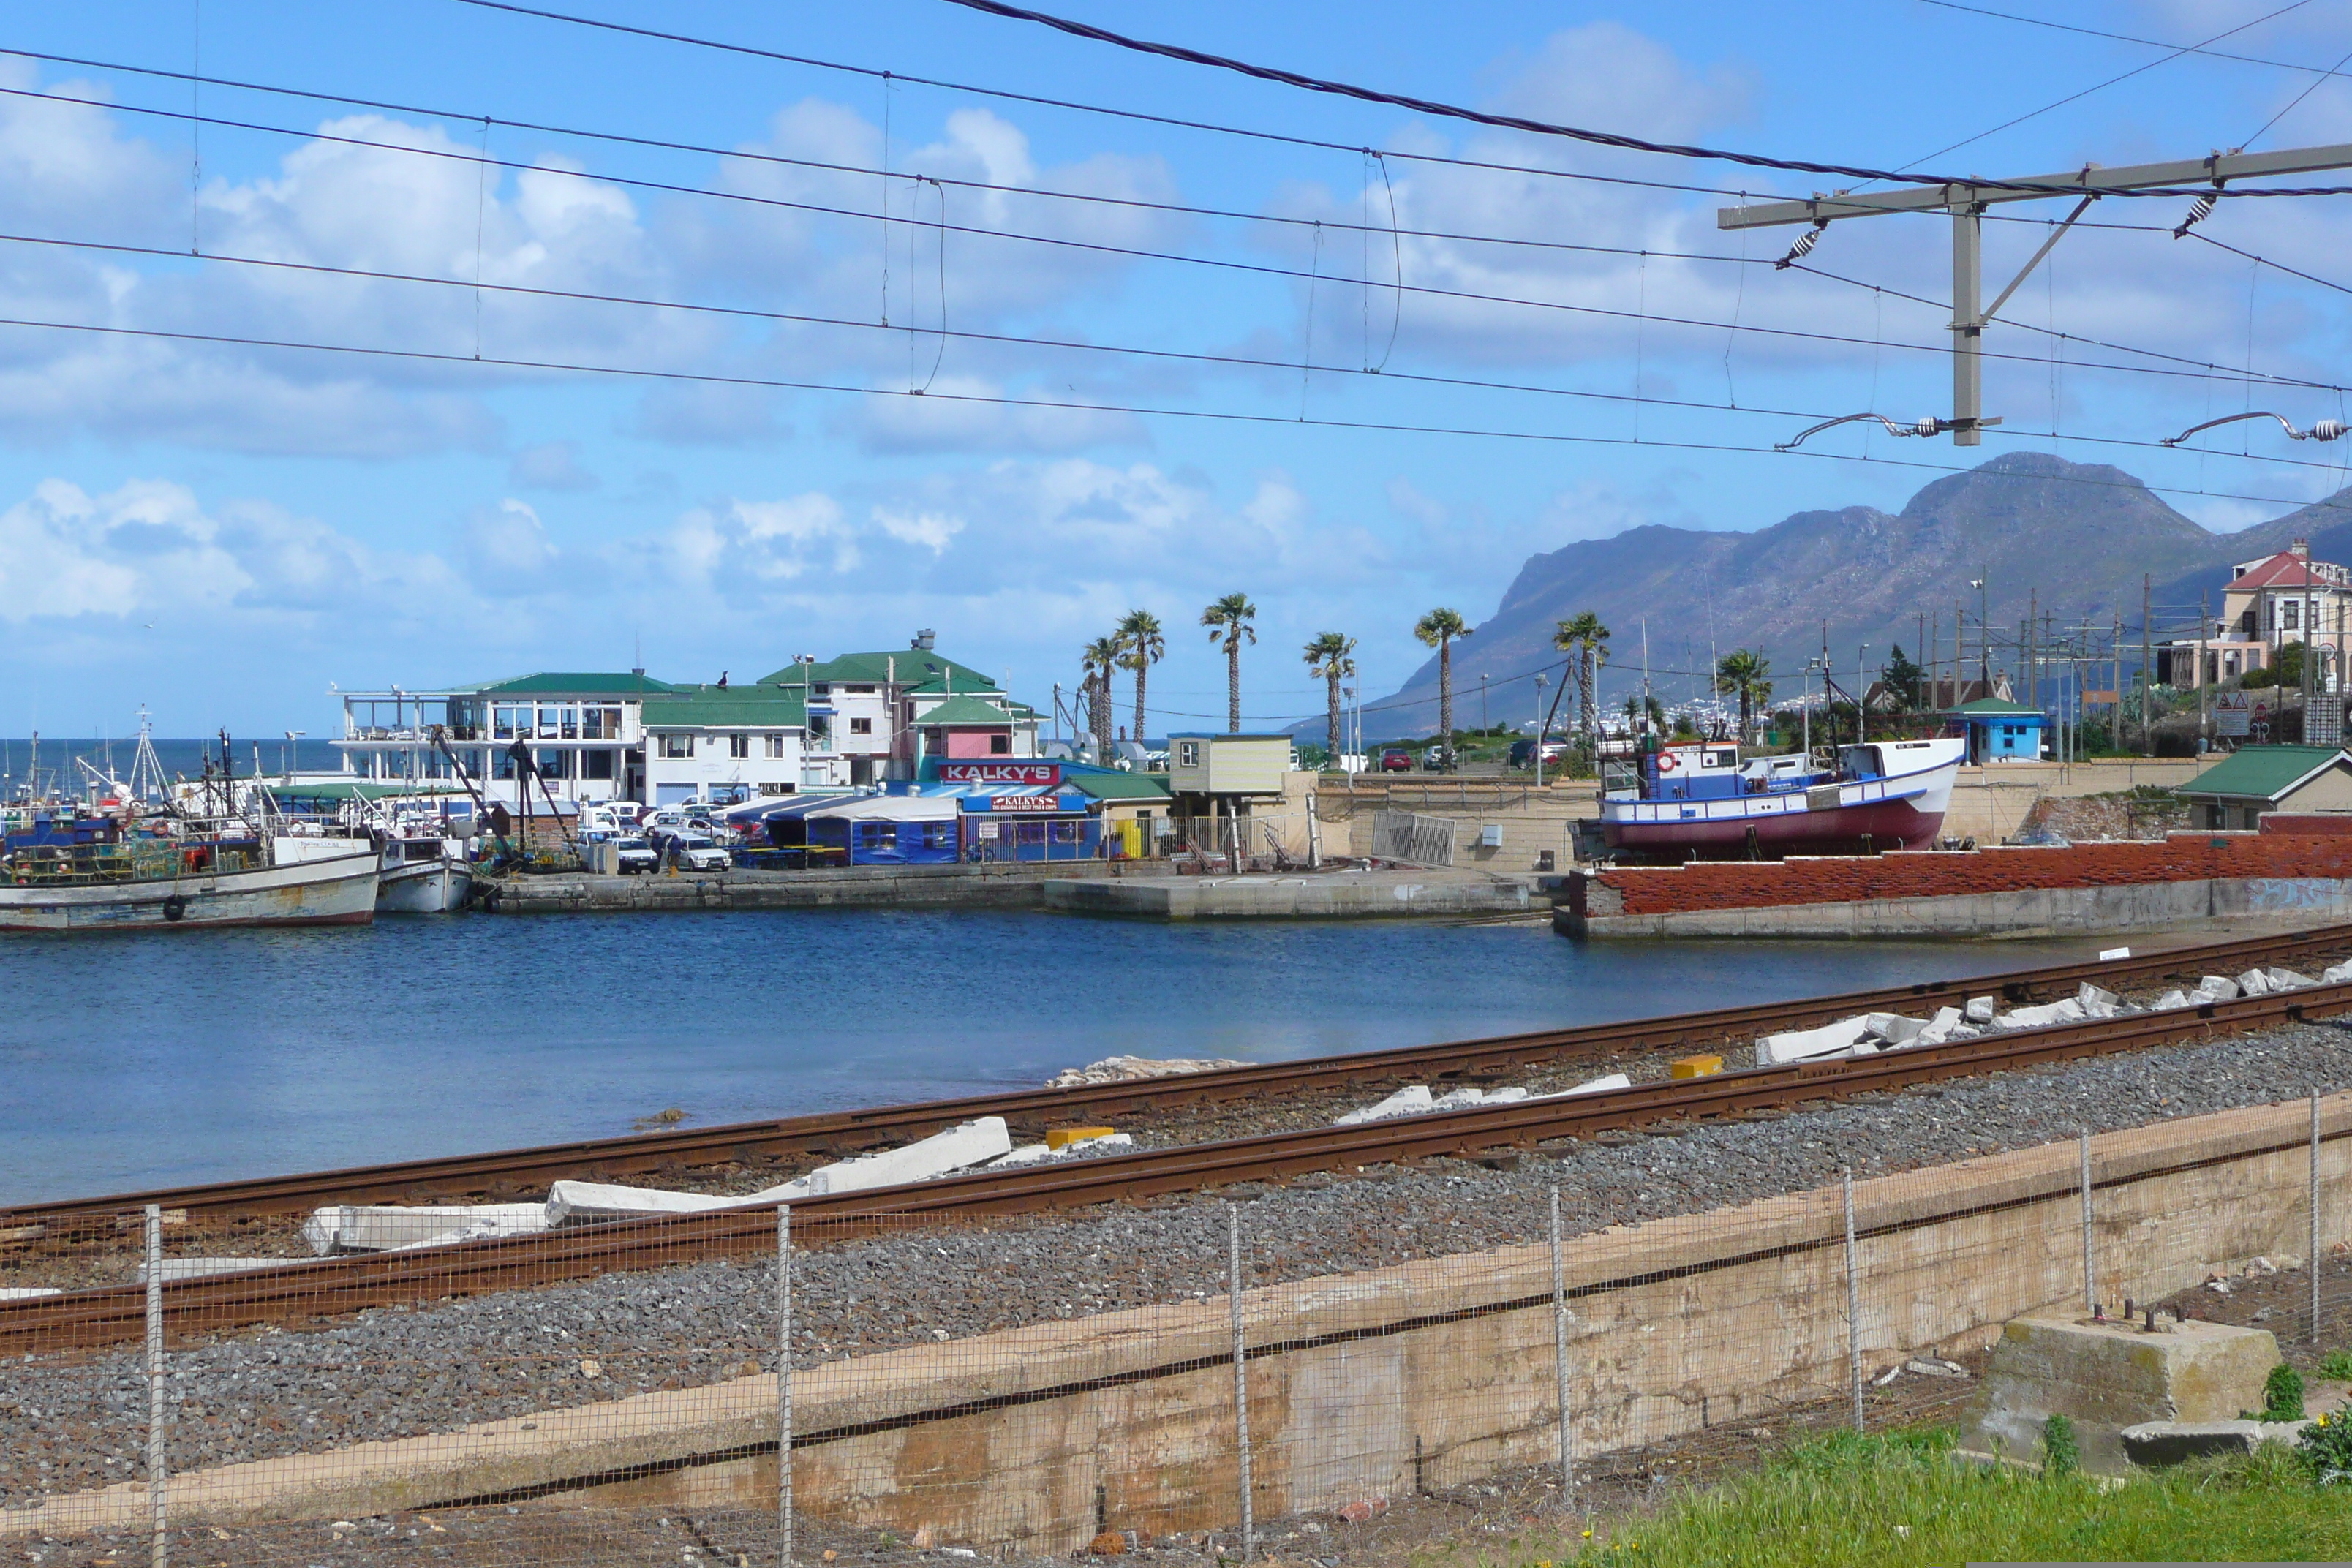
[{"left": 1, "top": 1094, "right": 2343, "bottom": 1566}]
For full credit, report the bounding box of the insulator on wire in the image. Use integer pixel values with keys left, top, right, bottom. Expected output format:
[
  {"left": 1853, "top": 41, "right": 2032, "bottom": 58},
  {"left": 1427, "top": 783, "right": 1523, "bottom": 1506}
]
[
  {"left": 2312, "top": 420, "right": 2347, "bottom": 442},
  {"left": 2171, "top": 190, "right": 2218, "bottom": 240},
  {"left": 1775, "top": 222, "right": 1826, "bottom": 270}
]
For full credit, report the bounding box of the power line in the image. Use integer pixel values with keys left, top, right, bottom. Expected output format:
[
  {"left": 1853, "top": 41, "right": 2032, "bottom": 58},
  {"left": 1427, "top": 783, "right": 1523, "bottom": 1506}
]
[
  {"left": 10, "top": 306, "right": 2352, "bottom": 515},
  {"left": 15, "top": 80, "right": 2339, "bottom": 402},
  {"left": 472, "top": 0, "right": 2352, "bottom": 200},
  {"left": 1918, "top": 1, "right": 2352, "bottom": 85}
]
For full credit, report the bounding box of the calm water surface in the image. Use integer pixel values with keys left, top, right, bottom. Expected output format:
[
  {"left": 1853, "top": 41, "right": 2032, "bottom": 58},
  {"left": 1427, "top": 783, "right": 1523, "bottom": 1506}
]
[{"left": 0, "top": 913, "right": 2109, "bottom": 1203}]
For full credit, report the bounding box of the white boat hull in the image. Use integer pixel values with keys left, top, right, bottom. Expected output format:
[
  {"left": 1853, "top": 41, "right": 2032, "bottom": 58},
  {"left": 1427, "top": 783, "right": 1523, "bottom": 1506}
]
[
  {"left": 0, "top": 850, "right": 380, "bottom": 932},
  {"left": 376, "top": 858, "right": 474, "bottom": 914}
]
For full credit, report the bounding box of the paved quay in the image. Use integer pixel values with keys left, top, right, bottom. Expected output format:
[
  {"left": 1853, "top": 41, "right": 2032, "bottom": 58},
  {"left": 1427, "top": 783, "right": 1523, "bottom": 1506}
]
[{"left": 479, "top": 859, "right": 1114, "bottom": 913}]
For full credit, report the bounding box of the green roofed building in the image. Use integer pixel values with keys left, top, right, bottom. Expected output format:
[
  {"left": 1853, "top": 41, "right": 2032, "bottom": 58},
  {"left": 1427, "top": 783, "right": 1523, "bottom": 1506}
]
[
  {"left": 2180, "top": 745, "right": 2352, "bottom": 831},
  {"left": 758, "top": 632, "right": 1041, "bottom": 785}
]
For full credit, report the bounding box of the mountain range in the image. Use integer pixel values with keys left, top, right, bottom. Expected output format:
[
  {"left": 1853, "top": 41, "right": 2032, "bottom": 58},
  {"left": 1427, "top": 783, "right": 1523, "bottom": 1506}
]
[{"left": 1362, "top": 452, "right": 2352, "bottom": 736}]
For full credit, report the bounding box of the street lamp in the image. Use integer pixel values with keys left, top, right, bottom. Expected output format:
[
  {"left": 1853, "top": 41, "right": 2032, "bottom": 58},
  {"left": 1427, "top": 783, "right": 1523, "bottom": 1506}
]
[
  {"left": 282, "top": 730, "right": 304, "bottom": 780},
  {"left": 1533, "top": 674, "right": 1547, "bottom": 788},
  {"left": 1857, "top": 644, "right": 1871, "bottom": 747},
  {"left": 1970, "top": 577, "right": 1989, "bottom": 687}
]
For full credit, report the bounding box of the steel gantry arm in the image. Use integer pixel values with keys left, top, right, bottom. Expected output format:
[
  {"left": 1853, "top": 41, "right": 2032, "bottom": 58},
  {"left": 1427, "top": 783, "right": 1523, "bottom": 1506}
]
[{"left": 1719, "top": 142, "right": 2352, "bottom": 446}]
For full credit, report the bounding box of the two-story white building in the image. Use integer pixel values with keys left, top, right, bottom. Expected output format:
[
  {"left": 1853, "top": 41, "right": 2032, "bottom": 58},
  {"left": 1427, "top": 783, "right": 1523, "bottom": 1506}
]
[
  {"left": 756, "top": 636, "right": 1041, "bottom": 785},
  {"left": 638, "top": 685, "right": 813, "bottom": 806},
  {"left": 334, "top": 671, "right": 675, "bottom": 806}
]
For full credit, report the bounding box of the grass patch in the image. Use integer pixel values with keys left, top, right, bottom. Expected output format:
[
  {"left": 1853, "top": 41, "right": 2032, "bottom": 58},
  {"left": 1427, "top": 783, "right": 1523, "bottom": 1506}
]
[{"left": 1545, "top": 1428, "right": 2352, "bottom": 1567}]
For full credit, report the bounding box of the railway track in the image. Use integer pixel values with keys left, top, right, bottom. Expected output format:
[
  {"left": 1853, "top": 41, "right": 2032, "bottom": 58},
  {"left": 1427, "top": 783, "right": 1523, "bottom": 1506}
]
[
  {"left": 9, "top": 924, "right": 2352, "bottom": 1353},
  {"left": 12, "top": 921, "right": 2352, "bottom": 1228}
]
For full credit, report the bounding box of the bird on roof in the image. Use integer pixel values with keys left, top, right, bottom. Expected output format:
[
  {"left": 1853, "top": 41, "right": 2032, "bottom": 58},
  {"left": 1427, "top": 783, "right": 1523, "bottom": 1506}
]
[{"left": 717, "top": 671, "right": 729, "bottom": 688}]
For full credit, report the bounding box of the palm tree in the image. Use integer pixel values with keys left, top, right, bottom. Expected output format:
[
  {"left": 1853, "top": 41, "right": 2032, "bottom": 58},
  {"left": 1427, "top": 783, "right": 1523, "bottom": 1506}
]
[
  {"left": 1201, "top": 592, "right": 1257, "bottom": 732},
  {"left": 1303, "top": 631, "right": 1357, "bottom": 766},
  {"left": 1413, "top": 608, "right": 1471, "bottom": 766},
  {"left": 1115, "top": 609, "right": 1165, "bottom": 744},
  {"left": 1553, "top": 612, "right": 1611, "bottom": 756},
  {"left": 1715, "top": 649, "right": 1774, "bottom": 742},
  {"left": 1081, "top": 635, "right": 1124, "bottom": 759}
]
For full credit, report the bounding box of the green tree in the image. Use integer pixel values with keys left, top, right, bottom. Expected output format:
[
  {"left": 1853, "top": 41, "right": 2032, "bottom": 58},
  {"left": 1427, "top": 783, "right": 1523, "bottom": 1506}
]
[
  {"left": 1200, "top": 592, "right": 1258, "bottom": 733},
  {"left": 1414, "top": 608, "right": 1472, "bottom": 766},
  {"left": 1303, "top": 631, "right": 1358, "bottom": 767},
  {"left": 1081, "top": 635, "right": 1123, "bottom": 759},
  {"left": 1882, "top": 644, "right": 1925, "bottom": 711},
  {"left": 1715, "top": 649, "right": 1774, "bottom": 742},
  {"left": 1115, "top": 609, "right": 1165, "bottom": 742},
  {"left": 1553, "top": 611, "right": 1611, "bottom": 755}
]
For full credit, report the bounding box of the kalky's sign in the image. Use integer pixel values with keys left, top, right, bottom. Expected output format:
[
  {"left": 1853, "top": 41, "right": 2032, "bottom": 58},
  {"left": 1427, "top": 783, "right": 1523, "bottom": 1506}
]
[{"left": 939, "top": 762, "right": 1061, "bottom": 786}]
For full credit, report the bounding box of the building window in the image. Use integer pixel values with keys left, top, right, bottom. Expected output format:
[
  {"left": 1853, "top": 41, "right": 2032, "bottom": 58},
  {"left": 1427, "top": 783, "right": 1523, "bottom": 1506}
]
[
  {"left": 2285, "top": 600, "right": 2302, "bottom": 631},
  {"left": 849, "top": 717, "right": 873, "bottom": 736},
  {"left": 657, "top": 734, "right": 693, "bottom": 759},
  {"left": 728, "top": 734, "right": 751, "bottom": 759},
  {"left": 535, "top": 749, "right": 572, "bottom": 779},
  {"left": 921, "top": 821, "right": 955, "bottom": 851},
  {"left": 1178, "top": 741, "right": 1200, "bottom": 768},
  {"left": 845, "top": 684, "right": 877, "bottom": 694},
  {"left": 766, "top": 734, "right": 789, "bottom": 758},
  {"left": 990, "top": 732, "right": 1011, "bottom": 755},
  {"left": 810, "top": 682, "right": 831, "bottom": 698},
  {"left": 581, "top": 750, "right": 616, "bottom": 780}
]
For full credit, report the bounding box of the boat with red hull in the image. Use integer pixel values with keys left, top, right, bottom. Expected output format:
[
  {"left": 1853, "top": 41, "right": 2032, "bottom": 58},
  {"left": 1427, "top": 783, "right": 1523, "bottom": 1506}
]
[{"left": 1599, "top": 737, "right": 1967, "bottom": 862}]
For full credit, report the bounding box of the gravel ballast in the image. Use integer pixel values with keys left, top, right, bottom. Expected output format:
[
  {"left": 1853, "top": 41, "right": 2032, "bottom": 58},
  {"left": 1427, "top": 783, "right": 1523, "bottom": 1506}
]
[{"left": 2, "top": 1015, "right": 2346, "bottom": 1509}]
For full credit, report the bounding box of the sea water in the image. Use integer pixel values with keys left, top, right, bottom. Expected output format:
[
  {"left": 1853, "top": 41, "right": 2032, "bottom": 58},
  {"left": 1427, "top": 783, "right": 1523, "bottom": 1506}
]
[{"left": 0, "top": 911, "right": 2106, "bottom": 1203}]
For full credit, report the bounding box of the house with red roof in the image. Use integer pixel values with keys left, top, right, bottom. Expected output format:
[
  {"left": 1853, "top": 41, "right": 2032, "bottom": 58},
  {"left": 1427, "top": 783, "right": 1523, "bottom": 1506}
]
[{"left": 2159, "top": 539, "right": 2352, "bottom": 689}]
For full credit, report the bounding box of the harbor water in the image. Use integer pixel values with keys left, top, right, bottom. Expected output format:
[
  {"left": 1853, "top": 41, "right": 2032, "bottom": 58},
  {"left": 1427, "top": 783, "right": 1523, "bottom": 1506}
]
[{"left": 0, "top": 912, "right": 2112, "bottom": 1204}]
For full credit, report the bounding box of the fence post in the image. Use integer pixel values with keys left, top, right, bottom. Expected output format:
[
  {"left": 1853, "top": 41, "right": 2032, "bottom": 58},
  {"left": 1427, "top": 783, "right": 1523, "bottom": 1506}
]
[
  {"left": 1842, "top": 1169, "right": 1861, "bottom": 1433},
  {"left": 1229, "top": 1205, "right": 1254, "bottom": 1564},
  {"left": 144, "top": 1203, "right": 167, "bottom": 1568},
  {"left": 1550, "top": 1185, "right": 1572, "bottom": 1504},
  {"left": 2314, "top": 1094, "right": 2325, "bottom": 1346},
  {"left": 2080, "top": 1126, "right": 2095, "bottom": 1314},
  {"left": 777, "top": 1205, "right": 793, "bottom": 1568}
]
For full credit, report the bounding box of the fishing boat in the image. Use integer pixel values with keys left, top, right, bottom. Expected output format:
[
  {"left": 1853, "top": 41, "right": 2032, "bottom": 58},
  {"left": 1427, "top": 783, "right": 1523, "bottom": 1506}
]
[
  {"left": 0, "top": 807, "right": 379, "bottom": 931},
  {"left": 374, "top": 832, "right": 474, "bottom": 913},
  {"left": 1598, "top": 736, "right": 1967, "bottom": 861}
]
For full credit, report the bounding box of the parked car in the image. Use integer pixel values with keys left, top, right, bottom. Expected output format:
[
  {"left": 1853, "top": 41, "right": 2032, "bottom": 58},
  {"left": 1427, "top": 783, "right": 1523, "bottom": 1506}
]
[
  {"left": 1508, "top": 738, "right": 1569, "bottom": 769},
  {"left": 671, "top": 835, "right": 731, "bottom": 872},
  {"left": 1421, "top": 745, "right": 1455, "bottom": 772},
  {"left": 1379, "top": 747, "right": 1415, "bottom": 772},
  {"left": 613, "top": 835, "right": 658, "bottom": 875}
]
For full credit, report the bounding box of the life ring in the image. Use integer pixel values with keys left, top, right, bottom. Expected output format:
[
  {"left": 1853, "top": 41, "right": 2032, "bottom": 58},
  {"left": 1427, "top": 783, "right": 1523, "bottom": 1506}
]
[
  {"left": 1656, "top": 753, "right": 1679, "bottom": 773},
  {"left": 162, "top": 894, "right": 188, "bottom": 922}
]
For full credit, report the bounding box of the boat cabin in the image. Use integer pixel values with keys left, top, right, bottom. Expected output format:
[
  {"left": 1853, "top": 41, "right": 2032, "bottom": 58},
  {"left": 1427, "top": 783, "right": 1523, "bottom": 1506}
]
[{"left": 1637, "top": 745, "right": 1825, "bottom": 802}]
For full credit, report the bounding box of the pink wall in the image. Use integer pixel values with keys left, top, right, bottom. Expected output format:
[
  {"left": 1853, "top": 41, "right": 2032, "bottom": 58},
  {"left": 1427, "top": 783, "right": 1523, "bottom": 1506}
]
[{"left": 942, "top": 728, "right": 1011, "bottom": 758}]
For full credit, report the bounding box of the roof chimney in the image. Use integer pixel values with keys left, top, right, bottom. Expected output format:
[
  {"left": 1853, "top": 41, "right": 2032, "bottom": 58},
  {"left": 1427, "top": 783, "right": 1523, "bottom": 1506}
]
[
  {"left": 911, "top": 628, "right": 937, "bottom": 652},
  {"left": 2293, "top": 538, "right": 2311, "bottom": 557}
]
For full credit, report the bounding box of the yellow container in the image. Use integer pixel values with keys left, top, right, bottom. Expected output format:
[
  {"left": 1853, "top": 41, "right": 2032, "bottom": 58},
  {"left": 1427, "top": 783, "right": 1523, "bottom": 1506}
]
[
  {"left": 1669, "top": 1054, "right": 1725, "bottom": 1079},
  {"left": 1045, "top": 1126, "right": 1118, "bottom": 1150}
]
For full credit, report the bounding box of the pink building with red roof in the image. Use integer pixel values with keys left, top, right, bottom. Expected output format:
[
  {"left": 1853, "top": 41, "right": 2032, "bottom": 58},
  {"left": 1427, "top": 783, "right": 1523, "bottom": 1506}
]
[{"left": 2160, "top": 539, "right": 2352, "bottom": 690}]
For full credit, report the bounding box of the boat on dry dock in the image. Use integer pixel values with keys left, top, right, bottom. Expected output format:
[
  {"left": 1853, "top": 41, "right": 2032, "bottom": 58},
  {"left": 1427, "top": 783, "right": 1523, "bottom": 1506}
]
[{"left": 1599, "top": 736, "right": 1967, "bottom": 861}]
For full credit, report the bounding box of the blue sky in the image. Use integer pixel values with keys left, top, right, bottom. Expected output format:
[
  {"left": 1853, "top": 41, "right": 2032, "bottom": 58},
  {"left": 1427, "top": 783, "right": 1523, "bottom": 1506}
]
[{"left": 7, "top": 0, "right": 2352, "bottom": 736}]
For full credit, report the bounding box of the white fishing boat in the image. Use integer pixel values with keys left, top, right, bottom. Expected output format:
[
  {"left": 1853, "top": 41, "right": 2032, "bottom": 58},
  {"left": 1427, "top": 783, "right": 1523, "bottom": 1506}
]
[
  {"left": 374, "top": 835, "right": 475, "bottom": 913},
  {"left": 0, "top": 829, "right": 379, "bottom": 932},
  {"left": 1599, "top": 737, "right": 1967, "bottom": 860}
]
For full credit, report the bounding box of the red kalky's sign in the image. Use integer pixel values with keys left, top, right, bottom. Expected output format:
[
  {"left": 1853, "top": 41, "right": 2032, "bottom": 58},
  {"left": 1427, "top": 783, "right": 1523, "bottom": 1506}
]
[
  {"left": 985, "top": 794, "right": 1064, "bottom": 813},
  {"left": 938, "top": 762, "right": 1061, "bottom": 785}
]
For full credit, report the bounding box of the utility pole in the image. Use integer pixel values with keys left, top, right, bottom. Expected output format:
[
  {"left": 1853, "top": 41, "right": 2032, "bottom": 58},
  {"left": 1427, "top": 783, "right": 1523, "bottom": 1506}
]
[
  {"left": 2141, "top": 575, "right": 2155, "bottom": 758},
  {"left": 2198, "top": 592, "right": 2211, "bottom": 753},
  {"left": 1719, "top": 141, "right": 2352, "bottom": 445}
]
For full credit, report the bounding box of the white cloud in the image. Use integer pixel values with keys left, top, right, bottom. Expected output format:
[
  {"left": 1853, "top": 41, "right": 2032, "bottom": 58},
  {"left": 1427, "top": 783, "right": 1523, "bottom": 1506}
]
[
  {"left": 509, "top": 440, "right": 599, "bottom": 491},
  {"left": 461, "top": 498, "right": 561, "bottom": 581}
]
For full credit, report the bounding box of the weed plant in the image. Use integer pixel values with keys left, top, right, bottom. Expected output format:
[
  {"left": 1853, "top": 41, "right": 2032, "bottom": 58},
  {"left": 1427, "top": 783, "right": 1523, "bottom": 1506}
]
[{"left": 1555, "top": 1427, "right": 2352, "bottom": 1567}]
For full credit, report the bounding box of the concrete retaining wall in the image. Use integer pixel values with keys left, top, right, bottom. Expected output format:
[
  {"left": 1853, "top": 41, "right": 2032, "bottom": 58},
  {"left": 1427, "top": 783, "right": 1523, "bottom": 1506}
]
[
  {"left": 1561, "top": 831, "right": 2352, "bottom": 938},
  {"left": 1043, "top": 870, "right": 1531, "bottom": 920},
  {"left": 483, "top": 860, "right": 1115, "bottom": 914},
  {"left": 15, "top": 1096, "right": 2344, "bottom": 1550}
]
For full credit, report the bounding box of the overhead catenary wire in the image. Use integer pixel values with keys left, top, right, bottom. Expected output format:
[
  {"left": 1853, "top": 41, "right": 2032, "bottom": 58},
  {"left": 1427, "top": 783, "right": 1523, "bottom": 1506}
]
[
  {"left": 8, "top": 65, "right": 2341, "bottom": 401},
  {"left": 921, "top": 0, "right": 2352, "bottom": 201},
  {"left": 1918, "top": 0, "right": 2352, "bottom": 87},
  {"left": 10, "top": 226, "right": 2350, "bottom": 480},
  {"left": 7, "top": 308, "right": 2352, "bottom": 522},
  {"left": 12, "top": 83, "right": 2342, "bottom": 407}
]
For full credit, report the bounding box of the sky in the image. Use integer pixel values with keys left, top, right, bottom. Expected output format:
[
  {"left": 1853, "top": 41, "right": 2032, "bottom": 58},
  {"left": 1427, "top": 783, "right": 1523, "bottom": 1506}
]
[{"left": 8, "top": 0, "right": 2352, "bottom": 739}]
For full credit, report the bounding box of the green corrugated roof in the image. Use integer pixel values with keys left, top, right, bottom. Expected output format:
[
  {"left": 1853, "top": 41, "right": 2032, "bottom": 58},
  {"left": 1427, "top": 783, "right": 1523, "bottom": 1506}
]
[
  {"left": 1945, "top": 698, "right": 2044, "bottom": 717},
  {"left": 640, "top": 686, "right": 809, "bottom": 728},
  {"left": 2182, "top": 745, "right": 2350, "bottom": 802},
  {"left": 266, "top": 781, "right": 472, "bottom": 802},
  {"left": 468, "top": 671, "right": 679, "bottom": 696},
  {"left": 1067, "top": 770, "right": 1172, "bottom": 801},
  {"left": 758, "top": 651, "right": 998, "bottom": 690},
  {"left": 916, "top": 695, "right": 1016, "bottom": 725}
]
